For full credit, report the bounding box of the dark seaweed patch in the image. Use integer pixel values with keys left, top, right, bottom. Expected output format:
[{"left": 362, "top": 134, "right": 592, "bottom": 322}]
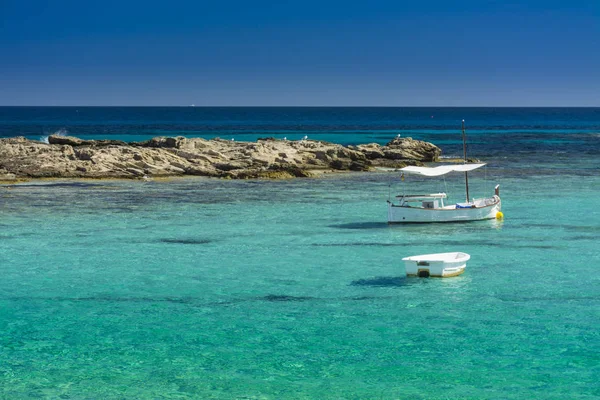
[
  {"left": 0, "top": 232, "right": 37, "bottom": 239},
  {"left": 516, "top": 244, "right": 560, "bottom": 249},
  {"left": 10, "top": 182, "right": 103, "bottom": 188},
  {"left": 160, "top": 238, "right": 213, "bottom": 245},
  {"left": 259, "top": 294, "right": 315, "bottom": 302},
  {"left": 350, "top": 276, "right": 412, "bottom": 287},
  {"left": 312, "top": 242, "right": 404, "bottom": 247},
  {"left": 4, "top": 296, "right": 194, "bottom": 304},
  {"left": 328, "top": 222, "right": 389, "bottom": 230},
  {"left": 345, "top": 295, "right": 395, "bottom": 301},
  {"left": 570, "top": 235, "right": 597, "bottom": 241},
  {"left": 565, "top": 225, "right": 600, "bottom": 233},
  {"left": 4, "top": 293, "right": 406, "bottom": 307}
]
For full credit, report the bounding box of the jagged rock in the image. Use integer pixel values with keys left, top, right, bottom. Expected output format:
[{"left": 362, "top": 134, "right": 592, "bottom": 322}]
[
  {"left": 134, "top": 136, "right": 188, "bottom": 149},
  {"left": 355, "top": 143, "right": 385, "bottom": 159},
  {"left": 48, "top": 135, "right": 127, "bottom": 147},
  {"left": 0, "top": 135, "right": 441, "bottom": 180},
  {"left": 48, "top": 135, "right": 84, "bottom": 146},
  {"left": 383, "top": 137, "right": 441, "bottom": 162}
]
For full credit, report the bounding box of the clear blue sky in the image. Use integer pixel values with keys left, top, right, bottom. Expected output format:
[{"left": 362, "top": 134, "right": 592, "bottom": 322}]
[{"left": 1, "top": 0, "right": 599, "bottom": 106}]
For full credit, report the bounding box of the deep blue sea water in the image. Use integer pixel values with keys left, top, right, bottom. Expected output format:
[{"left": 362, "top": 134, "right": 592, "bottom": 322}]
[{"left": 1, "top": 107, "right": 599, "bottom": 399}]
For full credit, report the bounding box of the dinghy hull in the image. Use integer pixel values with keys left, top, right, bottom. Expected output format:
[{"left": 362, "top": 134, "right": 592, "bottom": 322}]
[{"left": 402, "top": 252, "right": 470, "bottom": 277}]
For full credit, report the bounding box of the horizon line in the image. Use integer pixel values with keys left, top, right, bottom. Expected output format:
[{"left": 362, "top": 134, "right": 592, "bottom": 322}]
[{"left": 1, "top": 105, "right": 599, "bottom": 108}]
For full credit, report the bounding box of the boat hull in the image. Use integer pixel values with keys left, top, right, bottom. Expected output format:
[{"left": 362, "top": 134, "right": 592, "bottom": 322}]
[
  {"left": 402, "top": 252, "right": 470, "bottom": 277},
  {"left": 388, "top": 199, "right": 501, "bottom": 223}
]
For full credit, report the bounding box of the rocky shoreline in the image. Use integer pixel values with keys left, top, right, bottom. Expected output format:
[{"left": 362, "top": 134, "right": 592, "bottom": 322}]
[{"left": 0, "top": 135, "right": 441, "bottom": 182}]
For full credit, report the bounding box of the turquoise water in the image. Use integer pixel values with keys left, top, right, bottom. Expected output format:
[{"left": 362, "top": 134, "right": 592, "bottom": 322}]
[
  {"left": 2, "top": 107, "right": 599, "bottom": 398},
  {"left": 1, "top": 169, "right": 599, "bottom": 398}
]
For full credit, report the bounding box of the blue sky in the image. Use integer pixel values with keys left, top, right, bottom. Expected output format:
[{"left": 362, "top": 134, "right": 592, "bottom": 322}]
[{"left": 1, "top": 0, "right": 599, "bottom": 106}]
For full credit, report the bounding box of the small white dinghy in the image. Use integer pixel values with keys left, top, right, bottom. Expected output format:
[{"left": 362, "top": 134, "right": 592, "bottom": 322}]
[{"left": 402, "top": 252, "right": 470, "bottom": 278}]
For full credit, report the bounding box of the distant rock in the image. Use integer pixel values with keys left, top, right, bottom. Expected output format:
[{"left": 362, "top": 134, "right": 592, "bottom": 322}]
[{"left": 0, "top": 135, "right": 441, "bottom": 180}]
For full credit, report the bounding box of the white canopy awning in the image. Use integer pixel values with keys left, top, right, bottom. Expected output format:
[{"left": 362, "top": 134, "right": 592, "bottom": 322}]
[{"left": 400, "top": 163, "right": 486, "bottom": 177}]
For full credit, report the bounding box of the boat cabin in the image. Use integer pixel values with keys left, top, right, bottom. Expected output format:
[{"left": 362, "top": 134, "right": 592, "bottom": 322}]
[{"left": 395, "top": 193, "right": 447, "bottom": 209}]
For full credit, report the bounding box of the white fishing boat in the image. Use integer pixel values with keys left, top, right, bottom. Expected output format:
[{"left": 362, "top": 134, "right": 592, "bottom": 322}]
[
  {"left": 387, "top": 121, "right": 502, "bottom": 223},
  {"left": 402, "top": 252, "right": 470, "bottom": 278}
]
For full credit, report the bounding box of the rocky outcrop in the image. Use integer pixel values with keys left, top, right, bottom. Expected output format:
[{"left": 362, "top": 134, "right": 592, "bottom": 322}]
[
  {"left": 352, "top": 137, "right": 441, "bottom": 168},
  {"left": 0, "top": 135, "right": 441, "bottom": 181}
]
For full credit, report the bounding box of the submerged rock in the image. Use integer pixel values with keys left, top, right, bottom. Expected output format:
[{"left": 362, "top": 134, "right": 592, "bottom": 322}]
[{"left": 0, "top": 135, "right": 441, "bottom": 180}]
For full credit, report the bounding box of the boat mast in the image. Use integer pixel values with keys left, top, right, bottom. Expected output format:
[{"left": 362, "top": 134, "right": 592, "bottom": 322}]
[{"left": 462, "top": 120, "right": 470, "bottom": 202}]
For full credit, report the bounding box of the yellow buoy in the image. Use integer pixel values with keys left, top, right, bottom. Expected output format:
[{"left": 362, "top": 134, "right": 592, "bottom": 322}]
[{"left": 496, "top": 211, "right": 504, "bottom": 219}]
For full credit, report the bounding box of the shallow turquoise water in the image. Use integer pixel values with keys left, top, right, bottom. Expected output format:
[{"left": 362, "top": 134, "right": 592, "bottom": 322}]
[{"left": 1, "top": 169, "right": 599, "bottom": 399}]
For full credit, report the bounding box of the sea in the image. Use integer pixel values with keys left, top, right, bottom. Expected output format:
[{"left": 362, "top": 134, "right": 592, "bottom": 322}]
[{"left": 1, "top": 107, "right": 599, "bottom": 399}]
